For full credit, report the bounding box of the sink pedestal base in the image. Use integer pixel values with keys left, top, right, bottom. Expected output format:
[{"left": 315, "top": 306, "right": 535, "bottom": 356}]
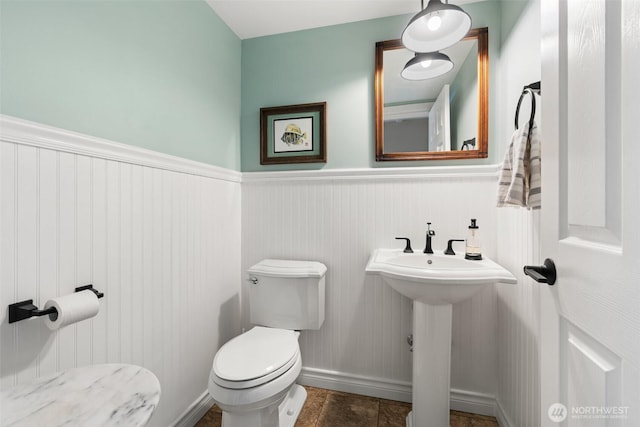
[
  {"left": 366, "top": 248, "right": 517, "bottom": 426},
  {"left": 407, "top": 301, "right": 452, "bottom": 427}
]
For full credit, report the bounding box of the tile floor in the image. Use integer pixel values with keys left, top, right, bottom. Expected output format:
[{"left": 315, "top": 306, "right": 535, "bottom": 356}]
[{"left": 195, "top": 386, "right": 499, "bottom": 427}]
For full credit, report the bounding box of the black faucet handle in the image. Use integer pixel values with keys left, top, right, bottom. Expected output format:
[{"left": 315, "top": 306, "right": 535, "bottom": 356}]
[
  {"left": 395, "top": 237, "right": 414, "bottom": 253},
  {"left": 445, "top": 239, "right": 465, "bottom": 255},
  {"left": 427, "top": 222, "right": 435, "bottom": 236}
]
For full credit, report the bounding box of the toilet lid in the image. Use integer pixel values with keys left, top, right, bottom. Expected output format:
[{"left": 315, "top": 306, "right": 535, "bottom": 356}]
[
  {"left": 248, "top": 259, "right": 327, "bottom": 278},
  {"left": 213, "top": 327, "right": 299, "bottom": 382}
]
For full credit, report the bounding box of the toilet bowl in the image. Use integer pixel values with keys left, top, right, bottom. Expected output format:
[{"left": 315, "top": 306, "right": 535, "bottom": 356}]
[
  {"left": 208, "top": 259, "right": 327, "bottom": 427},
  {"left": 208, "top": 327, "right": 306, "bottom": 427}
]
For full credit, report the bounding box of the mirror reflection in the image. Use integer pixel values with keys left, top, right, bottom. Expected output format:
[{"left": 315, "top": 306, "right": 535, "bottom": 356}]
[{"left": 375, "top": 27, "right": 488, "bottom": 161}]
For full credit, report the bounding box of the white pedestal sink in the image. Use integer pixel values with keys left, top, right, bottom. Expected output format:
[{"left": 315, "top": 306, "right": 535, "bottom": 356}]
[{"left": 366, "top": 249, "right": 516, "bottom": 427}]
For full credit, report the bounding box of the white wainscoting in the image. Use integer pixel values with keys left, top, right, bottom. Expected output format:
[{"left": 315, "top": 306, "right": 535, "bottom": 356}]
[
  {"left": 242, "top": 167, "right": 504, "bottom": 416},
  {"left": 0, "top": 116, "right": 242, "bottom": 426},
  {"left": 495, "top": 208, "right": 541, "bottom": 427},
  {"left": 1, "top": 116, "right": 541, "bottom": 426}
]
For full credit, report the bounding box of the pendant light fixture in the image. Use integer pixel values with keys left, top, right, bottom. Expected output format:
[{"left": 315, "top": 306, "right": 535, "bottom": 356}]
[
  {"left": 402, "top": 0, "right": 472, "bottom": 53},
  {"left": 401, "top": 51, "right": 453, "bottom": 80}
]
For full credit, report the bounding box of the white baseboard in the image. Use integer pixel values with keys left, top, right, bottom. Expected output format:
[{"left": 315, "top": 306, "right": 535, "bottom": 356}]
[
  {"left": 298, "top": 367, "right": 412, "bottom": 403},
  {"left": 171, "top": 391, "right": 215, "bottom": 427},
  {"left": 495, "top": 398, "right": 514, "bottom": 427},
  {"left": 298, "top": 367, "right": 497, "bottom": 418},
  {"left": 450, "top": 388, "right": 496, "bottom": 417},
  {"left": 172, "top": 370, "right": 500, "bottom": 426}
]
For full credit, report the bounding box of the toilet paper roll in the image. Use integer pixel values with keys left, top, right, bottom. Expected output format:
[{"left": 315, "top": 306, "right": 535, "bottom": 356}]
[{"left": 44, "top": 290, "right": 100, "bottom": 330}]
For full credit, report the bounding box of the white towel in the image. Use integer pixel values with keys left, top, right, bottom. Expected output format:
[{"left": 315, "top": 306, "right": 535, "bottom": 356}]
[{"left": 497, "top": 121, "right": 541, "bottom": 209}]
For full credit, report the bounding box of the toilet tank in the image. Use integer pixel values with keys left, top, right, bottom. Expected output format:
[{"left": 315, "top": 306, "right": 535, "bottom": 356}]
[{"left": 247, "top": 259, "right": 326, "bottom": 330}]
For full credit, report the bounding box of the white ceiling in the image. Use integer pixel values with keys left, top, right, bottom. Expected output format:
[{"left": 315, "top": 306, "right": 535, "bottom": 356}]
[{"left": 205, "top": 0, "right": 479, "bottom": 40}]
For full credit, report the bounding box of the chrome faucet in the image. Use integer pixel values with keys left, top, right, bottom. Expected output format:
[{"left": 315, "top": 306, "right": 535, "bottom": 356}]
[{"left": 423, "top": 222, "right": 435, "bottom": 254}]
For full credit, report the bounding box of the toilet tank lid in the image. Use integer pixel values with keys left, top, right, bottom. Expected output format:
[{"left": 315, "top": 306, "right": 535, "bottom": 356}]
[{"left": 248, "top": 259, "right": 327, "bottom": 278}]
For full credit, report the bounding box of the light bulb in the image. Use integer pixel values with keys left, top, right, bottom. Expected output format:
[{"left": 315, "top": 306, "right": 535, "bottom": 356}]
[
  {"left": 420, "top": 60, "right": 432, "bottom": 69},
  {"left": 427, "top": 15, "right": 442, "bottom": 31}
]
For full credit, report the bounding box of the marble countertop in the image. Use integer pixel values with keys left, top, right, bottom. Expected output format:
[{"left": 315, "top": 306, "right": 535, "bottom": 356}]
[{"left": 0, "top": 364, "right": 161, "bottom": 427}]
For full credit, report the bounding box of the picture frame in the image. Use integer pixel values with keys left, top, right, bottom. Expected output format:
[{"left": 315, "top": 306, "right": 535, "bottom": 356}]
[{"left": 260, "top": 102, "right": 327, "bottom": 165}]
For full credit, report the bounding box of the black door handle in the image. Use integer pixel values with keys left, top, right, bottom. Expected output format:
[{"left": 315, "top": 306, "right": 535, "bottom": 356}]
[{"left": 523, "top": 258, "right": 557, "bottom": 285}]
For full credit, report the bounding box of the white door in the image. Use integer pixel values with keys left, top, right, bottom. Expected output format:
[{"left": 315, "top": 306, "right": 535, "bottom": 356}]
[
  {"left": 428, "top": 84, "right": 451, "bottom": 151},
  {"left": 539, "top": 0, "right": 640, "bottom": 425}
]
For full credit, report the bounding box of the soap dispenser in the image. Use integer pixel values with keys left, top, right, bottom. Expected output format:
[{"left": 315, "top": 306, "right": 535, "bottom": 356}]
[{"left": 465, "top": 219, "right": 482, "bottom": 260}]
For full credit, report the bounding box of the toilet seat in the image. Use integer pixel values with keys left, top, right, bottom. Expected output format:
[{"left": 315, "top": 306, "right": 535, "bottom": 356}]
[
  {"left": 208, "top": 351, "right": 303, "bottom": 412},
  {"left": 212, "top": 350, "right": 299, "bottom": 389},
  {"left": 212, "top": 327, "right": 299, "bottom": 389}
]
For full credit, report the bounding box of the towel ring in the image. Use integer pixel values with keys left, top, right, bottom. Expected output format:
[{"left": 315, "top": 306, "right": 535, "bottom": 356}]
[{"left": 515, "top": 88, "right": 536, "bottom": 131}]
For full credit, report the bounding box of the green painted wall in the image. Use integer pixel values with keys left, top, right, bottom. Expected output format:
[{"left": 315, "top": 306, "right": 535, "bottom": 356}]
[
  {"left": 241, "top": 16, "right": 402, "bottom": 171},
  {"left": 450, "top": 42, "right": 480, "bottom": 150},
  {"left": 1, "top": 0, "right": 505, "bottom": 172},
  {"left": 0, "top": 0, "right": 241, "bottom": 170},
  {"left": 241, "top": 1, "right": 502, "bottom": 171}
]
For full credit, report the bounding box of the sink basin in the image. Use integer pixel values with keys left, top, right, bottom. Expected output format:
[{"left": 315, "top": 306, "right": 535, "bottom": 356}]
[{"left": 366, "top": 248, "right": 517, "bottom": 305}]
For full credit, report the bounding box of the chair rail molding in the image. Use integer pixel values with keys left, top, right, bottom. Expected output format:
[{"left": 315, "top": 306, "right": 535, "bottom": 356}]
[{"left": 0, "top": 114, "right": 242, "bottom": 183}]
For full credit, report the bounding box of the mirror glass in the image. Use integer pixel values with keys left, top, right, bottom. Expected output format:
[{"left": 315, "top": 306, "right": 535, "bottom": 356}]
[{"left": 375, "top": 27, "right": 488, "bottom": 161}]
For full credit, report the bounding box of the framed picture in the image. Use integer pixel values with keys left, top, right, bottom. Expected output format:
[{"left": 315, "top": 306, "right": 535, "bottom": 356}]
[{"left": 260, "top": 102, "right": 327, "bottom": 165}]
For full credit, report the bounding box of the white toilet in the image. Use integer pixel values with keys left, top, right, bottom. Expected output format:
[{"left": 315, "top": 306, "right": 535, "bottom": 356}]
[{"left": 208, "top": 259, "right": 327, "bottom": 427}]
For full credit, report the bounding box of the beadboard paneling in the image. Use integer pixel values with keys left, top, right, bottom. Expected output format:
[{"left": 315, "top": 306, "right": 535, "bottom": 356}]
[
  {"left": 491, "top": 0, "right": 542, "bottom": 423},
  {"left": 1, "top": 115, "right": 542, "bottom": 425},
  {"left": 0, "top": 118, "right": 242, "bottom": 426},
  {"left": 242, "top": 171, "right": 503, "bottom": 403},
  {"left": 495, "top": 208, "right": 541, "bottom": 427}
]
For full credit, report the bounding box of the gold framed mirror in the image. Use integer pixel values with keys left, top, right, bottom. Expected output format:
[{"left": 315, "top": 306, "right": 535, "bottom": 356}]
[{"left": 375, "top": 27, "right": 488, "bottom": 161}]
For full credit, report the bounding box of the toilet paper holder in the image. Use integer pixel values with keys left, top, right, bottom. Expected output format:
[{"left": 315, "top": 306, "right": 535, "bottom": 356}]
[{"left": 8, "top": 285, "right": 104, "bottom": 324}]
